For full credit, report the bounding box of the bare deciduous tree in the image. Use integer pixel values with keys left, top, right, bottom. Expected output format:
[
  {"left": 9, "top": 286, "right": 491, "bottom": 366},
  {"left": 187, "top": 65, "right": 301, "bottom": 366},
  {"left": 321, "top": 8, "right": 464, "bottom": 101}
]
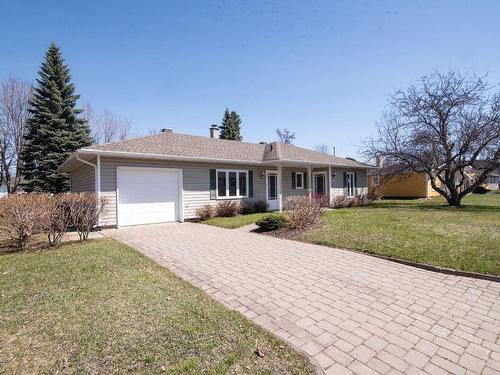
[
  {"left": 314, "top": 144, "right": 330, "bottom": 154},
  {"left": 363, "top": 71, "right": 500, "bottom": 206},
  {"left": 0, "top": 77, "right": 33, "bottom": 193},
  {"left": 276, "top": 128, "right": 296, "bottom": 144},
  {"left": 82, "top": 104, "right": 132, "bottom": 144}
]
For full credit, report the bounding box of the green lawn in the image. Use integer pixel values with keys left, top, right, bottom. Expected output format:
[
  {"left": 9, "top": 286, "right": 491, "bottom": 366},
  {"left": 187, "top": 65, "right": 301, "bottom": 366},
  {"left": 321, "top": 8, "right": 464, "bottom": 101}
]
[
  {"left": 300, "top": 192, "right": 500, "bottom": 275},
  {"left": 203, "top": 212, "right": 273, "bottom": 229},
  {"left": 0, "top": 239, "right": 314, "bottom": 374}
]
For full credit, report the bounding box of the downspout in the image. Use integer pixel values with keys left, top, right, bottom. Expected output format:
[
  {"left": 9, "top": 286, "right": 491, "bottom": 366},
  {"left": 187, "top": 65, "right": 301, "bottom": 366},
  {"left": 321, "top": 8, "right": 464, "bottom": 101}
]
[
  {"left": 75, "top": 152, "right": 101, "bottom": 226},
  {"left": 75, "top": 152, "right": 98, "bottom": 195}
]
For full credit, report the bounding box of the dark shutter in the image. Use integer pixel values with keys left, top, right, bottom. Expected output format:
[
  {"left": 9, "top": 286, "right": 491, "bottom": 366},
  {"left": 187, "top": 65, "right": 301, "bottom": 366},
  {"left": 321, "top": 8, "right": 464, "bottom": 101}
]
[
  {"left": 292, "top": 172, "right": 296, "bottom": 189},
  {"left": 343, "top": 171, "right": 347, "bottom": 195},
  {"left": 248, "top": 170, "right": 254, "bottom": 198},
  {"left": 209, "top": 169, "right": 216, "bottom": 199}
]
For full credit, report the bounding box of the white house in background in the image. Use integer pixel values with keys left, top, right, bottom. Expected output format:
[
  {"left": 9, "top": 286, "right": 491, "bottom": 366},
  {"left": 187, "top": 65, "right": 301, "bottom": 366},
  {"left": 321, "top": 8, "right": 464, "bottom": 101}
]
[
  {"left": 60, "top": 126, "right": 370, "bottom": 227},
  {"left": 0, "top": 182, "right": 7, "bottom": 197}
]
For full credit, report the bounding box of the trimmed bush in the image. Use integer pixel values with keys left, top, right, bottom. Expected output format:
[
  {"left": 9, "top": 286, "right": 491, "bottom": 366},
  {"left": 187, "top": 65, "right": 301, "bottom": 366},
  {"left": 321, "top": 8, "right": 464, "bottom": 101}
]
[
  {"left": 0, "top": 192, "right": 106, "bottom": 249},
  {"left": 256, "top": 214, "right": 287, "bottom": 231},
  {"left": 196, "top": 204, "right": 215, "bottom": 221},
  {"left": 47, "top": 194, "right": 73, "bottom": 247},
  {"left": 253, "top": 200, "right": 269, "bottom": 213},
  {"left": 0, "top": 193, "right": 50, "bottom": 249},
  {"left": 215, "top": 200, "right": 240, "bottom": 217},
  {"left": 283, "top": 196, "right": 325, "bottom": 229},
  {"left": 67, "top": 193, "right": 107, "bottom": 241}
]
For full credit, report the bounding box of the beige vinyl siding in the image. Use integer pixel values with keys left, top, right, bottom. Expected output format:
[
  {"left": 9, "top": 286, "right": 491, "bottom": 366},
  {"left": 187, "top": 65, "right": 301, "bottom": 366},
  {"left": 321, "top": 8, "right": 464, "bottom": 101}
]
[
  {"left": 282, "top": 168, "right": 309, "bottom": 199},
  {"left": 99, "top": 157, "right": 268, "bottom": 226},
  {"left": 330, "top": 167, "right": 368, "bottom": 198},
  {"left": 70, "top": 163, "right": 95, "bottom": 193}
]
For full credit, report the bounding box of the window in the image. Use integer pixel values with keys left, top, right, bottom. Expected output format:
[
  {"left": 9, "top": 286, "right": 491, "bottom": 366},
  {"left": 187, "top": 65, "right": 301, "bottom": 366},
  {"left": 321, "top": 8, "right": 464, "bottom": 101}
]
[
  {"left": 346, "top": 172, "right": 355, "bottom": 197},
  {"left": 294, "top": 172, "right": 304, "bottom": 189},
  {"left": 239, "top": 172, "right": 247, "bottom": 196},
  {"left": 217, "top": 171, "right": 226, "bottom": 197},
  {"left": 216, "top": 170, "right": 248, "bottom": 198}
]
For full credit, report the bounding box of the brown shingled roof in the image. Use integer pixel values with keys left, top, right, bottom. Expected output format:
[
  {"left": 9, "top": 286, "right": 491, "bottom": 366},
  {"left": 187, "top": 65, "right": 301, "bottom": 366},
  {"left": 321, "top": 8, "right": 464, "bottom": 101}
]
[{"left": 80, "top": 131, "right": 368, "bottom": 168}]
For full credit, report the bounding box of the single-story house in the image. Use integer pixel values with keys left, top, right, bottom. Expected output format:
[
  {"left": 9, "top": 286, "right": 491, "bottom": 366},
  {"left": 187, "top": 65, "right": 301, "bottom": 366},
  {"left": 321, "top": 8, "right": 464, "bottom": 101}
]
[
  {"left": 368, "top": 172, "right": 441, "bottom": 199},
  {"left": 60, "top": 127, "right": 370, "bottom": 227},
  {"left": 470, "top": 161, "right": 499, "bottom": 191}
]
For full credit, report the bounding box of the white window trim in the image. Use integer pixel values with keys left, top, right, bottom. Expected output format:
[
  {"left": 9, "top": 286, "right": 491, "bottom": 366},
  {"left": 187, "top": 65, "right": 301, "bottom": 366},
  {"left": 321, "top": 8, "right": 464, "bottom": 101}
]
[
  {"left": 216, "top": 169, "right": 249, "bottom": 199},
  {"left": 294, "top": 171, "right": 304, "bottom": 189}
]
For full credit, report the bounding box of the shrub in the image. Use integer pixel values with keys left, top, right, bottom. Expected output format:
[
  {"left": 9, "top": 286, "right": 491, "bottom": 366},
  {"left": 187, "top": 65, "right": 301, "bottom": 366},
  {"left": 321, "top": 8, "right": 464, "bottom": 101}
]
[
  {"left": 283, "top": 196, "right": 325, "bottom": 229},
  {"left": 473, "top": 185, "right": 490, "bottom": 194},
  {"left": 68, "top": 193, "right": 107, "bottom": 241},
  {"left": 256, "top": 214, "right": 287, "bottom": 231},
  {"left": 215, "top": 200, "right": 240, "bottom": 217},
  {"left": 253, "top": 200, "right": 269, "bottom": 213},
  {"left": 46, "top": 194, "right": 73, "bottom": 247},
  {"left": 331, "top": 195, "right": 348, "bottom": 208},
  {"left": 0, "top": 193, "right": 50, "bottom": 249},
  {"left": 196, "top": 204, "right": 215, "bottom": 221},
  {"left": 312, "top": 193, "right": 330, "bottom": 207},
  {"left": 239, "top": 202, "right": 255, "bottom": 215},
  {"left": 331, "top": 194, "right": 372, "bottom": 208}
]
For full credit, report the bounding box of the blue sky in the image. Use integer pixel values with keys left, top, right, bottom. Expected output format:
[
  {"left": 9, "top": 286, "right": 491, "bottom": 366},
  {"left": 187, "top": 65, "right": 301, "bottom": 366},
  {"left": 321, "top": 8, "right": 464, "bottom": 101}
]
[{"left": 1, "top": 0, "right": 499, "bottom": 158}]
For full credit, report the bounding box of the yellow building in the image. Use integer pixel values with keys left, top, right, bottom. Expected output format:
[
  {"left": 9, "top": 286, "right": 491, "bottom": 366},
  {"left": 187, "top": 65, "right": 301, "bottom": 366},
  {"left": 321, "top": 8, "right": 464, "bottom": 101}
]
[{"left": 368, "top": 172, "right": 441, "bottom": 198}]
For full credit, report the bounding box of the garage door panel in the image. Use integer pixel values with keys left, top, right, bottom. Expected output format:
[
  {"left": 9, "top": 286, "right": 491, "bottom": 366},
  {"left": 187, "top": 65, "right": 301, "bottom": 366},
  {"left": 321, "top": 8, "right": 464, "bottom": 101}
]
[{"left": 117, "top": 167, "right": 181, "bottom": 226}]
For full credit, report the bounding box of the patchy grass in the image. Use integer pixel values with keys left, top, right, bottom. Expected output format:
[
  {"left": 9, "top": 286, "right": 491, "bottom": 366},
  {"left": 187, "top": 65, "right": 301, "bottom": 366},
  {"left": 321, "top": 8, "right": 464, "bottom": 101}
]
[
  {"left": 300, "top": 193, "right": 500, "bottom": 275},
  {"left": 0, "top": 239, "right": 314, "bottom": 374},
  {"left": 203, "top": 213, "right": 273, "bottom": 229}
]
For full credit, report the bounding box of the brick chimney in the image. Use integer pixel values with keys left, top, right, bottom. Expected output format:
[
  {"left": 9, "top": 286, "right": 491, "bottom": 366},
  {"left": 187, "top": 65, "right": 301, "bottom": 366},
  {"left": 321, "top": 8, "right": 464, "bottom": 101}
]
[{"left": 209, "top": 124, "right": 219, "bottom": 139}]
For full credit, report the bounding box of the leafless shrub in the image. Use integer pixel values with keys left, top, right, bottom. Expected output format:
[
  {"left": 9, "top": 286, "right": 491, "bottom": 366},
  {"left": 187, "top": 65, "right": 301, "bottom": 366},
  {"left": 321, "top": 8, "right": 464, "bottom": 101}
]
[
  {"left": 331, "top": 194, "right": 373, "bottom": 208},
  {"left": 253, "top": 200, "right": 269, "bottom": 213},
  {"left": 239, "top": 202, "right": 255, "bottom": 215},
  {"left": 67, "top": 193, "right": 107, "bottom": 241},
  {"left": 283, "top": 196, "right": 325, "bottom": 230},
  {"left": 331, "top": 195, "right": 348, "bottom": 208},
  {"left": 215, "top": 200, "right": 240, "bottom": 217},
  {"left": 46, "top": 194, "right": 73, "bottom": 247},
  {"left": 0, "top": 193, "right": 49, "bottom": 249},
  {"left": 195, "top": 204, "right": 215, "bottom": 221},
  {"left": 312, "top": 193, "right": 330, "bottom": 207}
]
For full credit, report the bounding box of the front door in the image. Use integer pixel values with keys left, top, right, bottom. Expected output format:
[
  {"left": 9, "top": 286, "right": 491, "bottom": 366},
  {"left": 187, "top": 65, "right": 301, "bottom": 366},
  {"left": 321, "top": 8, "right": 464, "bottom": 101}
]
[
  {"left": 314, "top": 172, "right": 326, "bottom": 196},
  {"left": 266, "top": 171, "right": 279, "bottom": 211}
]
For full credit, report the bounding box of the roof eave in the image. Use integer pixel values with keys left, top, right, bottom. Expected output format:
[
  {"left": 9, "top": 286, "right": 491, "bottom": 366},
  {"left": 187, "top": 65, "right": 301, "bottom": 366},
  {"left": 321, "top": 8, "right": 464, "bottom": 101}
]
[{"left": 61, "top": 148, "right": 371, "bottom": 171}]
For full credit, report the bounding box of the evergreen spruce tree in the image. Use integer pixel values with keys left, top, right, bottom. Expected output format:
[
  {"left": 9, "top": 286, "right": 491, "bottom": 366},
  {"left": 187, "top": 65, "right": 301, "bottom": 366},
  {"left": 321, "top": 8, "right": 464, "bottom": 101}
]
[
  {"left": 21, "top": 43, "right": 91, "bottom": 192},
  {"left": 219, "top": 108, "right": 242, "bottom": 141}
]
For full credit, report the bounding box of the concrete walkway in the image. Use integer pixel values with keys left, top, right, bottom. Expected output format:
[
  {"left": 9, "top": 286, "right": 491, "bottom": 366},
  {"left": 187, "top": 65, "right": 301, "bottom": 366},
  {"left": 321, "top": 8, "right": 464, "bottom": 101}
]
[{"left": 104, "top": 223, "right": 500, "bottom": 375}]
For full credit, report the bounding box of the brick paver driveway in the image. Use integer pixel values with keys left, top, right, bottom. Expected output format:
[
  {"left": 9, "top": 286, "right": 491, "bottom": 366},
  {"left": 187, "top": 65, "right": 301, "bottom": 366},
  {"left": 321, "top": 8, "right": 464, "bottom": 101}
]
[{"left": 105, "top": 223, "right": 500, "bottom": 375}]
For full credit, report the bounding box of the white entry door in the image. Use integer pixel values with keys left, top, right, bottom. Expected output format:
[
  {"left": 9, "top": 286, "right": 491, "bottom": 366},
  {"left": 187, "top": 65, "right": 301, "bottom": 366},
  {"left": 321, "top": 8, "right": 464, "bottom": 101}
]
[
  {"left": 266, "top": 171, "right": 279, "bottom": 211},
  {"left": 117, "top": 167, "right": 182, "bottom": 226}
]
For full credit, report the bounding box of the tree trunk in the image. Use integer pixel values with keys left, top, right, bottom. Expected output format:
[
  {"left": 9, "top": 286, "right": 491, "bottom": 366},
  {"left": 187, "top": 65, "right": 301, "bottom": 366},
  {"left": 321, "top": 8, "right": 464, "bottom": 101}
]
[{"left": 446, "top": 192, "right": 462, "bottom": 207}]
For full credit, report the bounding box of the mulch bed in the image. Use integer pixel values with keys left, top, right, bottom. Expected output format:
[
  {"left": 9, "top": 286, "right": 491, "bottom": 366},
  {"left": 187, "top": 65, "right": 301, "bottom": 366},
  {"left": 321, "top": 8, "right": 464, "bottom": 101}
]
[{"left": 254, "top": 222, "right": 324, "bottom": 240}]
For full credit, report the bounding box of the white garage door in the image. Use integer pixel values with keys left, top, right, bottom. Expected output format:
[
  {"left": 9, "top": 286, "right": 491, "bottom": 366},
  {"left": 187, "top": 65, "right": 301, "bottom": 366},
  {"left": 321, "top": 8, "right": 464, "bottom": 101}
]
[{"left": 117, "top": 167, "right": 182, "bottom": 227}]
